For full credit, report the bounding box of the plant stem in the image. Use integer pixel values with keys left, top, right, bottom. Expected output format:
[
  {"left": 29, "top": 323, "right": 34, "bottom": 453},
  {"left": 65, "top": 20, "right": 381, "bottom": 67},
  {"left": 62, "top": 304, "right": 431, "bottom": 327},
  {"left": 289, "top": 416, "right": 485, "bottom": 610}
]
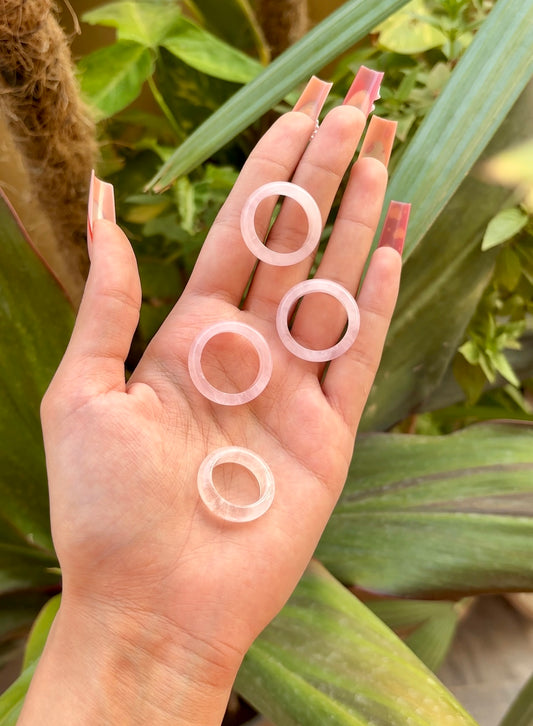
[{"left": 147, "top": 75, "right": 183, "bottom": 142}]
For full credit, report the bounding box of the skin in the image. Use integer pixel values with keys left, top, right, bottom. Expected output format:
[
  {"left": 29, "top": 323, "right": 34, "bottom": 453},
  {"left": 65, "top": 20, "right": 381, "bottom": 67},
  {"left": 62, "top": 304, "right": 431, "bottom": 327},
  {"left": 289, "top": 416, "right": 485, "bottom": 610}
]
[{"left": 19, "top": 104, "right": 401, "bottom": 725}]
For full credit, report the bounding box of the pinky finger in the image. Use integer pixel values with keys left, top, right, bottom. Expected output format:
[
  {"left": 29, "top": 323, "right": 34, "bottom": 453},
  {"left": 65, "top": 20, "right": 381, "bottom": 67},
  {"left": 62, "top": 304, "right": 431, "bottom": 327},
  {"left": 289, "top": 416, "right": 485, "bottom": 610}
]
[{"left": 323, "top": 202, "right": 410, "bottom": 432}]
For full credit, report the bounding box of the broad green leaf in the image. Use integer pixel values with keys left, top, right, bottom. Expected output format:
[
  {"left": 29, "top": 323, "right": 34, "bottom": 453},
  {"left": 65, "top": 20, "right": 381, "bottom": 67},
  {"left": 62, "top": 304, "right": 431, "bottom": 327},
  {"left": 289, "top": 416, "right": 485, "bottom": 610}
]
[
  {"left": 376, "top": 0, "right": 447, "bottom": 53},
  {"left": 82, "top": 0, "right": 183, "bottom": 47},
  {"left": 236, "top": 562, "right": 478, "bottom": 726},
  {"left": 385, "top": 0, "right": 533, "bottom": 260},
  {"left": 362, "top": 81, "right": 533, "bottom": 431},
  {"left": 481, "top": 208, "right": 529, "bottom": 251},
  {"left": 317, "top": 422, "right": 533, "bottom": 597},
  {"left": 147, "top": 0, "right": 413, "bottom": 190},
  {"left": 366, "top": 599, "right": 461, "bottom": 671},
  {"left": 0, "top": 596, "right": 60, "bottom": 725},
  {"left": 499, "top": 673, "right": 533, "bottom": 726},
  {"left": 162, "top": 17, "right": 263, "bottom": 83},
  {"left": 78, "top": 42, "right": 154, "bottom": 120},
  {"left": 0, "top": 191, "right": 74, "bottom": 554}
]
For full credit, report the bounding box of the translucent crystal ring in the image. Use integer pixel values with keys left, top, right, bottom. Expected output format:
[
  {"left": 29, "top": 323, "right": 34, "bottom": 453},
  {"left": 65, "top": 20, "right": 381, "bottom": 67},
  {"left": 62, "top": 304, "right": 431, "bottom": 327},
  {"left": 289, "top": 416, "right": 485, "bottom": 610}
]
[
  {"left": 197, "top": 446, "right": 275, "bottom": 522},
  {"left": 276, "top": 279, "right": 360, "bottom": 362},
  {"left": 188, "top": 321, "right": 272, "bottom": 405},
  {"left": 240, "top": 181, "right": 322, "bottom": 266}
]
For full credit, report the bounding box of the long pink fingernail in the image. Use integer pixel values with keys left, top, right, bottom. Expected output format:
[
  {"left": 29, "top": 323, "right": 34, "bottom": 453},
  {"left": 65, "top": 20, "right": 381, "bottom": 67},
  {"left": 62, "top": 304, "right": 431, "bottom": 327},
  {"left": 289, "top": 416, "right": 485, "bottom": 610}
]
[
  {"left": 87, "top": 169, "right": 116, "bottom": 243},
  {"left": 360, "top": 116, "right": 397, "bottom": 166},
  {"left": 343, "top": 66, "right": 384, "bottom": 117},
  {"left": 293, "top": 76, "right": 333, "bottom": 123},
  {"left": 378, "top": 201, "right": 411, "bottom": 255}
]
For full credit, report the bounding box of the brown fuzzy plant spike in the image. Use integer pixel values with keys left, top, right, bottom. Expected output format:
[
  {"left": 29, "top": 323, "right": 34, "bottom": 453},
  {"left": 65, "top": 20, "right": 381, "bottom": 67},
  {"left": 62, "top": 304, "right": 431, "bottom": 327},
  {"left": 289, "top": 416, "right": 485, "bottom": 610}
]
[
  {"left": 0, "top": 0, "right": 97, "bottom": 302},
  {"left": 256, "top": 0, "right": 308, "bottom": 59}
]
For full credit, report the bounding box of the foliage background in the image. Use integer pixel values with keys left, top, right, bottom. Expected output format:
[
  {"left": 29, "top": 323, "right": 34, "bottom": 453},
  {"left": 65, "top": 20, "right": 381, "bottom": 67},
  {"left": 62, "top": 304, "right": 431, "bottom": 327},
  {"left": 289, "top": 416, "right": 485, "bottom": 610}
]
[{"left": 0, "top": 0, "right": 532, "bottom": 724}]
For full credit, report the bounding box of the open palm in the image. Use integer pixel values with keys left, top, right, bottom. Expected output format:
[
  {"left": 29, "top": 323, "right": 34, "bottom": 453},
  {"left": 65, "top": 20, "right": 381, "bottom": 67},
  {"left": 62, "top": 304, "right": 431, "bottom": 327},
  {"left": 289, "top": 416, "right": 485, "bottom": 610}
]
[{"left": 40, "top": 105, "right": 401, "bottom": 677}]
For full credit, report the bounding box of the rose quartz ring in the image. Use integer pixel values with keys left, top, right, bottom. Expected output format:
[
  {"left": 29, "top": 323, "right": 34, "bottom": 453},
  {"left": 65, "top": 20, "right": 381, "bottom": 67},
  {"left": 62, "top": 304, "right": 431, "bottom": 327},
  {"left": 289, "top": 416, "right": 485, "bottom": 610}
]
[
  {"left": 188, "top": 321, "right": 272, "bottom": 405},
  {"left": 276, "top": 279, "right": 360, "bottom": 362},
  {"left": 197, "top": 446, "right": 275, "bottom": 522},
  {"left": 240, "top": 181, "right": 322, "bottom": 266}
]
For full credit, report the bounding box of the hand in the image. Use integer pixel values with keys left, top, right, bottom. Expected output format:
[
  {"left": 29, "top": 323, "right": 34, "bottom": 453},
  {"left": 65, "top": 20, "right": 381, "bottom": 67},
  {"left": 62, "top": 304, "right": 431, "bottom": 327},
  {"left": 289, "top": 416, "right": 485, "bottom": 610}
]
[{"left": 21, "top": 86, "right": 404, "bottom": 725}]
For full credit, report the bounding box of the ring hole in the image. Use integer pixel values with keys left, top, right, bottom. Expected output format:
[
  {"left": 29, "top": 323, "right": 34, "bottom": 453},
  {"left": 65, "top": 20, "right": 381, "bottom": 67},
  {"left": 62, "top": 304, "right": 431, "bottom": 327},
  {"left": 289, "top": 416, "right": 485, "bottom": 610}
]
[
  {"left": 212, "top": 462, "right": 261, "bottom": 506},
  {"left": 201, "top": 332, "right": 260, "bottom": 394},
  {"left": 289, "top": 292, "right": 349, "bottom": 351},
  {"left": 256, "top": 196, "right": 309, "bottom": 255}
]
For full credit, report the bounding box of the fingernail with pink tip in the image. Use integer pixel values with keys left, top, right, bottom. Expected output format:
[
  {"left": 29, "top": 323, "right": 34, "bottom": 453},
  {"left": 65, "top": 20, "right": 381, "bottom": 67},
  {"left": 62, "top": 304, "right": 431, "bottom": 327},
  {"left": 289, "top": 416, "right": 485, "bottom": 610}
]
[
  {"left": 87, "top": 169, "right": 116, "bottom": 243},
  {"left": 378, "top": 201, "right": 411, "bottom": 255},
  {"left": 360, "top": 116, "right": 397, "bottom": 167},
  {"left": 293, "top": 76, "right": 333, "bottom": 123},
  {"left": 343, "top": 66, "right": 384, "bottom": 117}
]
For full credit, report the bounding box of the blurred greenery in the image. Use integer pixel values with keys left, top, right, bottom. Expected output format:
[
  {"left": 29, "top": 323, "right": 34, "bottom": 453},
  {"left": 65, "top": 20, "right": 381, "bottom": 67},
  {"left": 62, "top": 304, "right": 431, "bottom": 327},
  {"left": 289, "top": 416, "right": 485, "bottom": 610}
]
[{"left": 0, "top": 0, "right": 532, "bottom": 723}]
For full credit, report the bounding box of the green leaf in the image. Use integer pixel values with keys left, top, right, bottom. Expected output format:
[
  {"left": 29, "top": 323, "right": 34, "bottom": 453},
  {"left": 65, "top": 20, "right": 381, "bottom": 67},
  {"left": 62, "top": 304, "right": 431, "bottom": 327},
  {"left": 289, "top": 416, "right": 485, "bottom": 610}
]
[
  {"left": 0, "top": 591, "right": 52, "bottom": 669},
  {"left": 78, "top": 41, "right": 154, "bottom": 119},
  {"left": 0, "top": 190, "right": 74, "bottom": 554},
  {"left": 0, "top": 596, "right": 60, "bottom": 725},
  {"left": 499, "top": 673, "right": 533, "bottom": 726},
  {"left": 22, "top": 595, "right": 60, "bottom": 669},
  {"left": 376, "top": 0, "right": 448, "bottom": 53},
  {"left": 362, "top": 81, "right": 533, "bottom": 431},
  {"left": 236, "top": 562, "right": 478, "bottom": 726},
  {"left": 162, "top": 17, "right": 263, "bottom": 83},
  {"left": 317, "top": 422, "right": 533, "bottom": 597},
  {"left": 366, "top": 599, "right": 460, "bottom": 671},
  {"left": 481, "top": 208, "right": 528, "bottom": 251},
  {"left": 495, "top": 246, "right": 524, "bottom": 291},
  {"left": 385, "top": 0, "right": 533, "bottom": 260},
  {"left": 82, "top": 0, "right": 183, "bottom": 47},
  {"left": 147, "top": 0, "right": 413, "bottom": 190}
]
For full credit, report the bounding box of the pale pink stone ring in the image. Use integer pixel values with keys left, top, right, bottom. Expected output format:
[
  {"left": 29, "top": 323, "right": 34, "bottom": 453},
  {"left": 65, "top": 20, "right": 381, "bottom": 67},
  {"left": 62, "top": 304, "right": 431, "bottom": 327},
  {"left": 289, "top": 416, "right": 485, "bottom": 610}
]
[
  {"left": 240, "top": 181, "right": 322, "bottom": 266},
  {"left": 193, "top": 183, "right": 360, "bottom": 523},
  {"left": 188, "top": 321, "right": 273, "bottom": 406},
  {"left": 276, "top": 279, "right": 360, "bottom": 362},
  {"left": 197, "top": 446, "right": 275, "bottom": 522}
]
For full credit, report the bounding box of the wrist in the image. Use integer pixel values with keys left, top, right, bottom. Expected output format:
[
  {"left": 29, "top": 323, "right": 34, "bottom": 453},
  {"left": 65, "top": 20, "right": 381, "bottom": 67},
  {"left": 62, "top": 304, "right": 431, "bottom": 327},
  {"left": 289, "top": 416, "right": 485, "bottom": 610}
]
[{"left": 19, "top": 592, "right": 243, "bottom": 726}]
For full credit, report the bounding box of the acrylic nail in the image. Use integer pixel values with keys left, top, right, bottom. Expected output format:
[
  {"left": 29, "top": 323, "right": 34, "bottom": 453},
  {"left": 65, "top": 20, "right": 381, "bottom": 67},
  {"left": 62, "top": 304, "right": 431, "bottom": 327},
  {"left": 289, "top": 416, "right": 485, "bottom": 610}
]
[
  {"left": 378, "top": 201, "right": 411, "bottom": 255},
  {"left": 87, "top": 169, "right": 116, "bottom": 242},
  {"left": 360, "top": 116, "right": 397, "bottom": 166},
  {"left": 293, "top": 76, "right": 333, "bottom": 123},
  {"left": 343, "top": 66, "right": 384, "bottom": 117}
]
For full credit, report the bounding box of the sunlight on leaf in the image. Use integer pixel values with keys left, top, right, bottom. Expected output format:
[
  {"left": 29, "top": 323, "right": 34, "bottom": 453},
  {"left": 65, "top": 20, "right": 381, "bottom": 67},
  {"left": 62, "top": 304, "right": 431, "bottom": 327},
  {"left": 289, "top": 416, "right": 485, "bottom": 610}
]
[
  {"left": 82, "top": 1, "right": 182, "bottom": 47},
  {"left": 78, "top": 42, "right": 154, "bottom": 120},
  {"left": 162, "top": 18, "right": 263, "bottom": 83},
  {"left": 237, "top": 562, "right": 478, "bottom": 726},
  {"left": 375, "top": 0, "right": 447, "bottom": 53},
  {"left": 481, "top": 208, "right": 528, "bottom": 251}
]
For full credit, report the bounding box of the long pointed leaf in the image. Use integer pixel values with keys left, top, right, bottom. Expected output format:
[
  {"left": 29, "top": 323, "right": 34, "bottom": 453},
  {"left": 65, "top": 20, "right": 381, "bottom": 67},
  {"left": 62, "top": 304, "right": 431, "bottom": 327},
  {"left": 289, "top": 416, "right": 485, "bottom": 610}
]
[
  {"left": 147, "top": 0, "right": 412, "bottom": 190},
  {"left": 0, "top": 191, "right": 74, "bottom": 554},
  {"left": 386, "top": 0, "right": 533, "bottom": 259},
  {"left": 0, "top": 596, "right": 60, "bottom": 725},
  {"left": 362, "top": 80, "right": 533, "bottom": 431},
  {"left": 317, "top": 422, "right": 533, "bottom": 597},
  {"left": 236, "top": 562, "right": 478, "bottom": 726}
]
